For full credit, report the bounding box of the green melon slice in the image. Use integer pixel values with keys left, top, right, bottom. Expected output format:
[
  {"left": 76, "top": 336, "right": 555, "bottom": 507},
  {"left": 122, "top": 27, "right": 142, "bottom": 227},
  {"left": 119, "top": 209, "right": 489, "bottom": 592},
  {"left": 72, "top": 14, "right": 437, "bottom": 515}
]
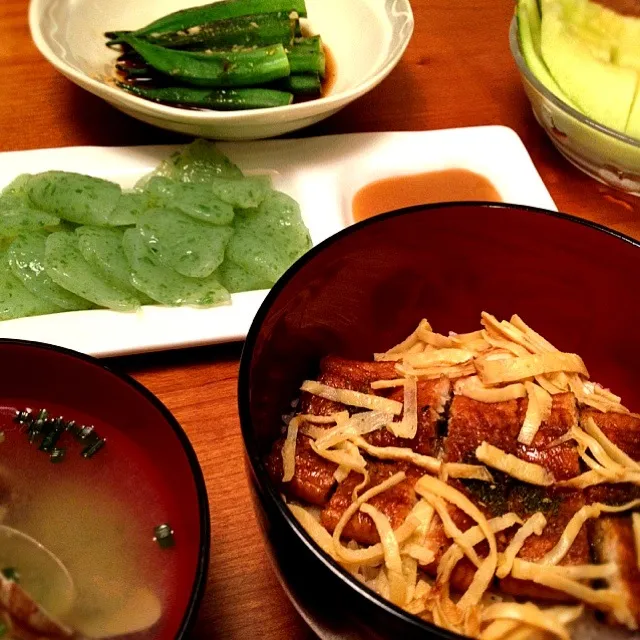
[
  {"left": 517, "top": 0, "right": 576, "bottom": 107},
  {"left": 556, "top": 0, "right": 640, "bottom": 68},
  {"left": 540, "top": 6, "right": 638, "bottom": 132},
  {"left": 625, "top": 86, "right": 640, "bottom": 137}
]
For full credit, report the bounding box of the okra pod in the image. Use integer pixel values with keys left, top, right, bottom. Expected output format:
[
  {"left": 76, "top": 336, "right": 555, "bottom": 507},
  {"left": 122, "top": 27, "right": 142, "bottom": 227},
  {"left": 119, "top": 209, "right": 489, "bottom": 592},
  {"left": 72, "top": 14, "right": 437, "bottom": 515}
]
[
  {"left": 138, "top": 12, "right": 298, "bottom": 50},
  {"left": 117, "top": 83, "right": 293, "bottom": 110},
  {"left": 291, "top": 35, "right": 322, "bottom": 52},
  {"left": 117, "top": 66, "right": 154, "bottom": 79},
  {"left": 106, "top": 0, "right": 307, "bottom": 44},
  {"left": 275, "top": 73, "right": 321, "bottom": 95},
  {"left": 287, "top": 40, "right": 325, "bottom": 76},
  {"left": 122, "top": 36, "right": 291, "bottom": 87},
  {"left": 116, "top": 55, "right": 153, "bottom": 78}
]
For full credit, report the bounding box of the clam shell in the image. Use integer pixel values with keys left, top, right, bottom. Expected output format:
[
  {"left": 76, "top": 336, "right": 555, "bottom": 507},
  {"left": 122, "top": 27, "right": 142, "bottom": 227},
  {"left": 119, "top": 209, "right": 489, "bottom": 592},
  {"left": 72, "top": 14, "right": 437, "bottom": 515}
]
[{"left": 0, "top": 573, "right": 73, "bottom": 637}]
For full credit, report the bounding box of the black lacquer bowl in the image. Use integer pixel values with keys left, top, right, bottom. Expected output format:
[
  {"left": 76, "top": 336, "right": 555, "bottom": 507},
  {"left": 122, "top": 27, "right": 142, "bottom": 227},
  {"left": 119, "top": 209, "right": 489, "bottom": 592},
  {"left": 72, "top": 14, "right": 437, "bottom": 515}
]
[{"left": 238, "top": 202, "right": 640, "bottom": 639}]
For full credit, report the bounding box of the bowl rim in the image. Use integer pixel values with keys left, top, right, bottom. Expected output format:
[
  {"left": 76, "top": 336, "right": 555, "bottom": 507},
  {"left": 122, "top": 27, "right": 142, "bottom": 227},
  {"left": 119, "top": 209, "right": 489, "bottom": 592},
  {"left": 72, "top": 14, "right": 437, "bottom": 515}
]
[
  {"left": 238, "top": 200, "right": 640, "bottom": 639},
  {"left": 0, "top": 337, "right": 211, "bottom": 639},
  {"left": 28, "top": 0, "right": 414, "bottom": 122},
  {"left": 508, "top": 17, "right": 640, "bottom": 150}
]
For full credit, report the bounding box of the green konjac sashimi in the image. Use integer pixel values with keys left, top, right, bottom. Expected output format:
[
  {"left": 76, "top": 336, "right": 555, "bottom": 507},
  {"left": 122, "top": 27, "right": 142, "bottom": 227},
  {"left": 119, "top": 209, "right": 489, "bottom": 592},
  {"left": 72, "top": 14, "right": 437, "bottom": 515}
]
[{"left": 0, "top": 140, "right": 312, "bottom": 320}]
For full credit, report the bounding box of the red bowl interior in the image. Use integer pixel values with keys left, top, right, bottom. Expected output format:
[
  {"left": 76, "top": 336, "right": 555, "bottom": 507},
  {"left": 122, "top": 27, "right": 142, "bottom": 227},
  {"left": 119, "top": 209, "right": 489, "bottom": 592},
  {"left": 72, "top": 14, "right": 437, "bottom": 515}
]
[
  {"left": 246, "top": 202, "right": 640, "bottom": 454},
  {"left": 0, "top": 340, "right": 209, "bottom": 639},
  {"left": 241, "top": 201, "right": 640, "bottom": 638}
]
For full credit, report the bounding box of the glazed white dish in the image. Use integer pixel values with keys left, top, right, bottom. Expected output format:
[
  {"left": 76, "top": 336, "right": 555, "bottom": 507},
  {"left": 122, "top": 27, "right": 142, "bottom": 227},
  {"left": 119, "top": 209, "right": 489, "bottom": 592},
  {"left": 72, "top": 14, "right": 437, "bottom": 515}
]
[
  {"left": 29, "top": 0, "right": 414, "bottom": 140},
  {"left": 0, "top": 127, "right": 556, "bottom": 357}
]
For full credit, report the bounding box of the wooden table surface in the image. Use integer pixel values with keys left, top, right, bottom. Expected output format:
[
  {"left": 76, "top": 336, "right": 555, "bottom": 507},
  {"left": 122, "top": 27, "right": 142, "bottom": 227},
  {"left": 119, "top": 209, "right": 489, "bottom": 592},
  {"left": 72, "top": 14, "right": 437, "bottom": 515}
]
[{"left": 2, "top": 1, "right": 639, "bottom": 638}]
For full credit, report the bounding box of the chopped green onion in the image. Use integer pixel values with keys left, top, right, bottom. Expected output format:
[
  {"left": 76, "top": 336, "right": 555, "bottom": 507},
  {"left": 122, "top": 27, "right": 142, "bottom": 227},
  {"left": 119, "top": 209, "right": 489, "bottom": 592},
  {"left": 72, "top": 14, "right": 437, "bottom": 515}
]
[
  {"left": 75, "top": 425, "right": 95, "bottom": 441},
  {"left": 50, "top": 448, "right": 66, "bottom": 464},
  {"left": 154, "top": 524, "right": 175, "bottom": 549},
  {"left": 1, "top": 567, "right": 19, "bottom": 582},
  {"left": 39, "top": 417, "right": 65, "bottom": 453},
  {"left": 14, "top": 407, "right": 106, "bottom": 461},
  {"left": 13, "top": 408, "right": 32, "bottom": 424},
  {"left": 81, "top": 438, "right": 106, "bottom": 459}
]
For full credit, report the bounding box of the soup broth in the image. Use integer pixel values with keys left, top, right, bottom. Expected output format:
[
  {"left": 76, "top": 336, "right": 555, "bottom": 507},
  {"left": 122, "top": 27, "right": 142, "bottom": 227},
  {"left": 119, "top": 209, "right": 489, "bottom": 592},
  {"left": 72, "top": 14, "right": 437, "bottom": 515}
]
[{"left": 0, "top": 401, "right": 189, "bottom": 639}]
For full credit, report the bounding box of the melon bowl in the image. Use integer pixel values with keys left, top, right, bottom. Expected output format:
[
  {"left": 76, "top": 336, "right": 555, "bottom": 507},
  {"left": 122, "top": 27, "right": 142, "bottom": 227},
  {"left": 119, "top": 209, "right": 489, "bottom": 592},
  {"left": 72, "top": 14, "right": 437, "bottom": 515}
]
[
  {"left": 238, "top": 202, "right": 640, "bottom": 640},
  {"left": 509, "top": 19, "right": 640, "bottom": 196}
]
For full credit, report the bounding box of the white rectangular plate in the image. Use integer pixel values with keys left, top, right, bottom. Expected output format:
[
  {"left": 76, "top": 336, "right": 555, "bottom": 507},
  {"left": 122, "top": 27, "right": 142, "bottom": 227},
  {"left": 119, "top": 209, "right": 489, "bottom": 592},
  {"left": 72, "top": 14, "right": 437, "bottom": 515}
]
[{"left": 0, "top": 127, "right": 556, "bottom": 357}]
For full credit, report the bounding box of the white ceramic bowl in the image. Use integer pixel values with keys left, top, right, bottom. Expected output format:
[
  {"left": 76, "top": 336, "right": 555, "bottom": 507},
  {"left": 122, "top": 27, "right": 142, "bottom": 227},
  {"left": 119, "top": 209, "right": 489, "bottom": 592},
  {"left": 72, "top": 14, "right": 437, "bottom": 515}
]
[{"left": 29, "top": 0, "right": 414, "bottom": 140}]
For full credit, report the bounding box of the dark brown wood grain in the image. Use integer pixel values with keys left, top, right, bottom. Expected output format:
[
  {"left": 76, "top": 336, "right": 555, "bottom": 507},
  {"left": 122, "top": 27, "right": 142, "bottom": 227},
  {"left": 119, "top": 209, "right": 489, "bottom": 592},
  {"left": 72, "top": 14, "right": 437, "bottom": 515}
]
[{"left": 1, "top": 0, "right": 639, "bottom": 637}]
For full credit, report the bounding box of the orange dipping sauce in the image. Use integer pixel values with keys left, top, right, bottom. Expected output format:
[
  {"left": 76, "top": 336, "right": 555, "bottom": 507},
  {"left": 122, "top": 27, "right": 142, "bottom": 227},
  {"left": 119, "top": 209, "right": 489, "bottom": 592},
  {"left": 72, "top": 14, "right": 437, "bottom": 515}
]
[{"left": 352, "top": 169, "right": 502, "bottom": 222}]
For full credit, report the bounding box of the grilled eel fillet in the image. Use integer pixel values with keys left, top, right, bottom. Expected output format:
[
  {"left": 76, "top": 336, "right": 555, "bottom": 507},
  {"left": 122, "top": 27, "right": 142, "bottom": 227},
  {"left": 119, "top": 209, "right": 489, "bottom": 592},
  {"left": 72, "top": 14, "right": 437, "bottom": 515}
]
[
  {"left": 266, "top": 356, "right": 638, "bottom": 613},
  {"left": 266, "top": 356, "right": 451, "bottom": 537},
  {"left": 586, "top": 410, "right": 640, "bottom": 627},
  {"left": 431, "top": 392, "right": 588, "bottom": 601}
]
